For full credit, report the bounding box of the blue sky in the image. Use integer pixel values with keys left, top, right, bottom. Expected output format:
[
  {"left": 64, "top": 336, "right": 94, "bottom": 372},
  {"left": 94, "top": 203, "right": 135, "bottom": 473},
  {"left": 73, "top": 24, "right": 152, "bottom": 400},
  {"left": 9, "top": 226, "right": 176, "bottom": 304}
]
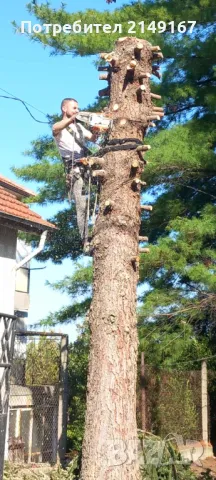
[{"left": 0, "top": 0, "right": 126, "bottom": 341}]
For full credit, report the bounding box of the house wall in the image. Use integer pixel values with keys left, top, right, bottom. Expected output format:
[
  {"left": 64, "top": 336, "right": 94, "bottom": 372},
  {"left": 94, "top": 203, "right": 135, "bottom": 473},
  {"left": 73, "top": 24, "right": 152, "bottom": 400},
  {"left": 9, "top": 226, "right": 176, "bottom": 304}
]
[{"left": 0, "top": 226, "right": 17, "bottom": 314}]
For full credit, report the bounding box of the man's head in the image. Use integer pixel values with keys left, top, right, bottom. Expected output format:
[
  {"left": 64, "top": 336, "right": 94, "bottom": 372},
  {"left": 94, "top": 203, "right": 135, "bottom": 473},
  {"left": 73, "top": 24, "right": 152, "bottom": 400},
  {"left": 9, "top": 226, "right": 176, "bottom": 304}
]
[{"left": 61, "top": 98, "right": 79, "bottom": 119}]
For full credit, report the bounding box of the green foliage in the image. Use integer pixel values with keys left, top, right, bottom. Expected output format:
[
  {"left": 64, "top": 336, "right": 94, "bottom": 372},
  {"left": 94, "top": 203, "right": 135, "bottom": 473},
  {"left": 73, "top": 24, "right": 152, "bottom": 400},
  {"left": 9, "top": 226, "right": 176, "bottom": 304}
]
[
  {"left": 67, "top": 325, "right": 90, "bottom": 452},
  {"left": 3, "top": 459, "right": 79, "bottom": 479},
  {"left": 139, "top": 432, "right": 197, "bottom": 480},
  {"left": 25, "top": 337, "right": 60, "bottom": 385},
  {"left": 158, "top": 376, "right": 199, "bottom": 440}
]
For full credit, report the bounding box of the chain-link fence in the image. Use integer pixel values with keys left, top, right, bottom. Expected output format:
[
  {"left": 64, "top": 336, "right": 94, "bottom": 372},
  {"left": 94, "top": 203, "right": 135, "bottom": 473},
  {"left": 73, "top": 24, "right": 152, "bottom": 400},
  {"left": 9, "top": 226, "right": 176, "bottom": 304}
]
[
  {"left": 0, "top": 313, "right": 17, "bottom": 480},
  {"left": 8, "top": 332, "right": 68, "bottom": 465}
]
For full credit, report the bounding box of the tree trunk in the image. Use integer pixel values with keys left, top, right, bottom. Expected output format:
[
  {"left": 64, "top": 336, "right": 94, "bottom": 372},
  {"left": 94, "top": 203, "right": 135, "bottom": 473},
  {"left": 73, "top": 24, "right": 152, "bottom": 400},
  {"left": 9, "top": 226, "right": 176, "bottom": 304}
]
[{"left": 81, "top": 37, "right": 160, "bottom": 480}]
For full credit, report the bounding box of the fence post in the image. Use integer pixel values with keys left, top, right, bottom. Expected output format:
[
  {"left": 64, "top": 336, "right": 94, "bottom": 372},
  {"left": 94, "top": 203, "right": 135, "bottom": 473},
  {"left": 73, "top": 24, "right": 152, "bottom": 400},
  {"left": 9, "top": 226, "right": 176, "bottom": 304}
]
[
  {"left": 57, "top": 335, "right": 68, "bottom": 464},
  {"left": 141, "top": 352, "right": 146, "bottom": 431},
  {"left": 201, "top": 360, "right": 208, "bottom": 443}
]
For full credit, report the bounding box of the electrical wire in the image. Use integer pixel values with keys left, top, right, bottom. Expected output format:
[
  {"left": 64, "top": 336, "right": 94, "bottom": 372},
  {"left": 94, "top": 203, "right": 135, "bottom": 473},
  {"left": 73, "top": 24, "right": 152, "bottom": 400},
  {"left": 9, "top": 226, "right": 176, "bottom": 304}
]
[{"left": 0, "top": 86, "right": 50, "bottom": 124}]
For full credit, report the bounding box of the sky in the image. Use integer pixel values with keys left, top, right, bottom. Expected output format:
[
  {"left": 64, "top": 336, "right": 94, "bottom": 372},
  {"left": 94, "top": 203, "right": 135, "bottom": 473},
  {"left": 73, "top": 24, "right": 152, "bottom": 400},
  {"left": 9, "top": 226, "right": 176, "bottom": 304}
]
[{"left": 0, "top": 0, "right": 126, "bottom": 342}]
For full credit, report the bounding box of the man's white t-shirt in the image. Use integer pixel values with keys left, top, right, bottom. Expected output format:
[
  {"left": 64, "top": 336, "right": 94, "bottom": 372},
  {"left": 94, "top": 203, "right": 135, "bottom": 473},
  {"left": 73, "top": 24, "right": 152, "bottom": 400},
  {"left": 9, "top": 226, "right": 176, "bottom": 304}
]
[{"left": 54, "top": 121, "right": 90, "bottom": 160}]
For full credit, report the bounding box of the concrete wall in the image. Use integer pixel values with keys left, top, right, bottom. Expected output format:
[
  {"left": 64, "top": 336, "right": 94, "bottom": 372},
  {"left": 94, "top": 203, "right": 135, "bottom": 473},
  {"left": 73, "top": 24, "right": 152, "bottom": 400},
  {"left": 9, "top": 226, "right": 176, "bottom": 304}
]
[{"left": 0, "top": 226, "right": 17, "bottom": 314}]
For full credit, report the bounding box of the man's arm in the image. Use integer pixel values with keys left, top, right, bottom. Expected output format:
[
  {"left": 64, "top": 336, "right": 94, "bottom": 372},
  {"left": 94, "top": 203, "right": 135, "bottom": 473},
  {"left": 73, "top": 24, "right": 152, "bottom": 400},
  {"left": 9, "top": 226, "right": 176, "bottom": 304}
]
[
  {"left": 81, "top": 126, "right": 99, "bottom": 143},
  {"left": 52, "top": 116, "right": 74, "bottom": 137}
]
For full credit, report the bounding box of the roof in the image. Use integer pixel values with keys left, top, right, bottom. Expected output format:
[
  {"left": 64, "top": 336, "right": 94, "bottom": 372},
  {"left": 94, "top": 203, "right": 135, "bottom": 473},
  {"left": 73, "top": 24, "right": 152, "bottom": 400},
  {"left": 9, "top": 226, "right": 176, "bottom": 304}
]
[
  {"left": 0, "top": 184, "right": 56, "bottom": 233},
  {"left": 0, "top": 174, "right": 36, "bottom": 198}
]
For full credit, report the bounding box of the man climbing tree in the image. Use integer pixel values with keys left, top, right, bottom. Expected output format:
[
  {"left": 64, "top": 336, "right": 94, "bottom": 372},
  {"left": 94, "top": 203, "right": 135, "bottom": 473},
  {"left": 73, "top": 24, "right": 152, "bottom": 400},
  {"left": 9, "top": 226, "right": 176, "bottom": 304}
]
[
  {"left": 80, "top": 37, "right": 163, "bottom": 480},
  {"left": 53, "top": 98, "right": 98, "bottom": 251}
]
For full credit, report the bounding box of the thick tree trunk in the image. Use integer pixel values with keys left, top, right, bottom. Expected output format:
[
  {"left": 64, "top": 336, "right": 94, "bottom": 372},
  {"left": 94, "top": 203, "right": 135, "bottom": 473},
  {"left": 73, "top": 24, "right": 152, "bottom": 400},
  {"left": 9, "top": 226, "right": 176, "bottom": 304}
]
[{"left": 81, "top": 37, "right": 159, "bottom": 480}]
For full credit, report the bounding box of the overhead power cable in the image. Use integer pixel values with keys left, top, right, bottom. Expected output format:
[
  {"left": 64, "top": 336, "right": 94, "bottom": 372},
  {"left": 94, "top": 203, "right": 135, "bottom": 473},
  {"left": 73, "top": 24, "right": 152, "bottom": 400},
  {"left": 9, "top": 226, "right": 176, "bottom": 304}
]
[{"left": 0, "top": 86, "right": 50, "bottom": 124}]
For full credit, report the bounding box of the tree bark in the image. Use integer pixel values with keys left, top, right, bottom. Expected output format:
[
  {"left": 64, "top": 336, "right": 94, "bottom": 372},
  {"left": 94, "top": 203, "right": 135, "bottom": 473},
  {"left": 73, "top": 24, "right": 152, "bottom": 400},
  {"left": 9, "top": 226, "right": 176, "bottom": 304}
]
[{"left": 81, "top": 37, "right": 160, "bottom": 480}]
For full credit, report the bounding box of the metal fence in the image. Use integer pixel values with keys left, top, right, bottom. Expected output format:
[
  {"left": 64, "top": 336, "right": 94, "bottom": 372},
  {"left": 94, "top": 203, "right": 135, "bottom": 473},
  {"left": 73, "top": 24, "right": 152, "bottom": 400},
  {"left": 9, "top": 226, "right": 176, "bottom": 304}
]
[
  {"left": 0, "top": 313, "right": 17, "bottom": 480},
  {"left": 8, "top": 332, "right": 68, "bottom": 466}
]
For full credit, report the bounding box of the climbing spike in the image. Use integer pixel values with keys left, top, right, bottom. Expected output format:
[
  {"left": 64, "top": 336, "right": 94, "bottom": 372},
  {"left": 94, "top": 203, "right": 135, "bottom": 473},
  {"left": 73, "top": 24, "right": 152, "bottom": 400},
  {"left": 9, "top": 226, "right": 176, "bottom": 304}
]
[
  {"left": 141, "top": 205, "right": 153, "bottom": 211},
  {"left": 139, "top": 236, "right": 149, "bottom": 242},
  {"left": 139, "top": 248, "right": 150, "bottom": 254},
  {"left": 136, "top": 145, "right": 151, "bottom": 152}
]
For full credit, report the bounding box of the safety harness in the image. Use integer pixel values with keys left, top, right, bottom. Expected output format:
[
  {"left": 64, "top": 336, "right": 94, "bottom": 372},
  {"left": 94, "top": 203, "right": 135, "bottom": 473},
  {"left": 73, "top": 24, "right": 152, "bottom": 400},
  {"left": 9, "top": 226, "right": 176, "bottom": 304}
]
[{"left": 62, "top": 123, "right": 144, "bottom": 240}]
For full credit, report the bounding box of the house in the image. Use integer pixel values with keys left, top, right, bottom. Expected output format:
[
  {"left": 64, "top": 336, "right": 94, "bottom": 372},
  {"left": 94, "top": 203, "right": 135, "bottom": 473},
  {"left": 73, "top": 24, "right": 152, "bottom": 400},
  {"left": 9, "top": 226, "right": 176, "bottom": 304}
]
[
  {"left": 0, "top": 174, "right": 56, "bottom": 474},
  {"left": 0, "top": 174, "right": 56, "bottom": 316}
]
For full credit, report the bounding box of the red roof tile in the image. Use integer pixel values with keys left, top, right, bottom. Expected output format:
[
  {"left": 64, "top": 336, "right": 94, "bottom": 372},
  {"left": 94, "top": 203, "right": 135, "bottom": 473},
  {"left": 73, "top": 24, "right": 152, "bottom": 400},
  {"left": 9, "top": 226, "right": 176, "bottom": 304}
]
[
  {"left": 0, "top": 186, "right": 56, "bottom": 231},
  {"left": 0, "top": 174, "right": 36, "bottom": 198}
]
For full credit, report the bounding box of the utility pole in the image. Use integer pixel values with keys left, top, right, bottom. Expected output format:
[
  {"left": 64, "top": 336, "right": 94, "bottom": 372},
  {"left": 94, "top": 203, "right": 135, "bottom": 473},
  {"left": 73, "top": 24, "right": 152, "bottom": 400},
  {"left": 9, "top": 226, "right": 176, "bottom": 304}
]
[{"left": 81, "top": 37, "right": 163, "bottom": 480}]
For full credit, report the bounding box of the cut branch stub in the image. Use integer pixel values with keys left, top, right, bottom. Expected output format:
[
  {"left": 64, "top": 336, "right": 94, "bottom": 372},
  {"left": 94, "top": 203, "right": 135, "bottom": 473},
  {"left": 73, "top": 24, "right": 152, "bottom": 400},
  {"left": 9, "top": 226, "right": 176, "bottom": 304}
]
[
  {"left": 153, "top": 52, "right": 164, "bottom": 59},
  {"left": 141, "top": 205, "right": 153, "bottom": 211},
  {"left": 99, "top": 73, "right": 109, "bottom": 81},
  {"left": 150, "top": 46, "right": 161, "bottom": 52},
  {"left": 113, "top": 104, "right": 119, "bottom": 111},
  {"left": 136, "top": 145, "right": 151, "bottom": 152},
  {"left": 132, "top": 178, "right": 147, "bottom": 188},
  {"left": 134, "top": 42, "right": 143, "bottom": 60},
  {"left": 89, "top": 157, "right": 105, "bottom": 167},
  {"left": 150, "top": 93, "right": 162, "bottom": 100},
  {"left": 139, "top": 73, "right": 151, "bottom": 81},
  {"left": 98, "top": 87, "right": 110, "bottom": 97},
  {"left": 92, "top": 169, "right": 107, "bottom": 178},
  {"left": 139, "top": 247, "right": 150, "bottom": 253},
  {"left": 108, "top": 37, "right": 158, "bottom": 124},
  {"left": 104, "top": 199, "right": 114, "bottom": 210},
  {"left": 98, "top": 66, "right": 110, "bottom": 72},
  {"left": 147, "top": 115, "right": 160, "bottom": 121},
  {"left": 139, "top": 236, "right": 149, "bottom": 242},
  {"left": 131, "top": 159, "right": 139, "bottom": 169},
  {"left": 137, "top": 85, "right": 146, "bottom": 93},
  {"left": 100, "top": 52, "right": 110, "bottom": 59},
  {"left": 152, "top": 111, "right": 164, "bottom": 117},
  {"left": 153, "top": 106, "right": 164, "bottom": 112}
]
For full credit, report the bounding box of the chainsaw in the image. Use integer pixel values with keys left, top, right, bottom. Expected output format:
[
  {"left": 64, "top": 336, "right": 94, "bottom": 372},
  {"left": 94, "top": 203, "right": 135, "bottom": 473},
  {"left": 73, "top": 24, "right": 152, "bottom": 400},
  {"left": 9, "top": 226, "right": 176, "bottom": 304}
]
[{"left": 76, "top": 111, "right": 113, "bottom": 133}]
